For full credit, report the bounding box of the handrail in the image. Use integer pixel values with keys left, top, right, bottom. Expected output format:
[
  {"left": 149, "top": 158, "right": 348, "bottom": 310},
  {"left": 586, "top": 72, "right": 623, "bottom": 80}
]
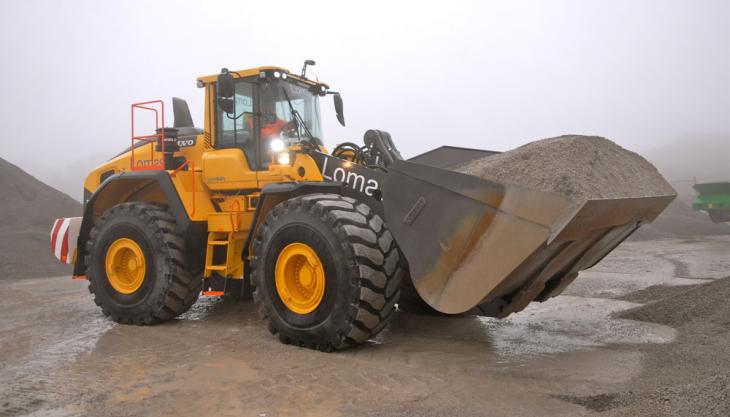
[
  {"left": 229, "top": 199, "right": 242, "bottom": 232},
  {"left": 130, "top": 99, "right": 197, "bottom": 218},
  {"left": 131, "top": 100, "right": 165, "bottom": 171}
]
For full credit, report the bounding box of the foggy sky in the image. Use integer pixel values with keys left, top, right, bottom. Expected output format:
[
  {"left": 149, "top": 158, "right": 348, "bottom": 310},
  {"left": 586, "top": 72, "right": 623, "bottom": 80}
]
[{"left": 1, "top": 0, "right": 728, "bottom": 200}]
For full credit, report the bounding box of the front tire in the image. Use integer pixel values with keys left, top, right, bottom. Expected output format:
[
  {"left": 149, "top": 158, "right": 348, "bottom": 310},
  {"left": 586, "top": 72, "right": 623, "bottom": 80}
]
[
  {"left": 85, "top": 202, "right": 201, "bottom": 324},
  {"left": 252, "top": 194, "right": 403, "bottom": 351}
]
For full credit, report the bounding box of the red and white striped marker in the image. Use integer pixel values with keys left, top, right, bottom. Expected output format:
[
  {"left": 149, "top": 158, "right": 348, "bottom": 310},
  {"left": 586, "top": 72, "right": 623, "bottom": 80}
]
[{"left": 50, "top": 217, "right": 82, "bottom": 264}]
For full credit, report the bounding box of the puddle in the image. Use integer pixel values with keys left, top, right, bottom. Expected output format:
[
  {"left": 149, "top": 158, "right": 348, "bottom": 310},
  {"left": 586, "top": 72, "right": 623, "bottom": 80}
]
[
  {"left": 0, "top": 311, "right": 114, "bottom": 417},
  {"left": 178, "top": 296, "right": 224, "bottom": 321},
  {"left": 565, "top": 270, "right": 711, "bottom": 299},
  {"left": 478, "top": 296, "right": 676, "bottom": 357},
  {"left": 17, "top": 407, "right": 84, "bottom": 417},
  {"left": 37, "top": 316, "right": 115, "bottom": 365}
]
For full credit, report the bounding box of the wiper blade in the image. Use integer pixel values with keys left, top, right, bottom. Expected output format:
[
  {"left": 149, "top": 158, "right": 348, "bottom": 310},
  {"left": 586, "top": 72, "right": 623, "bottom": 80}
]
[{"left": 281, "top": 87, "right": 316, "bottom": 148}]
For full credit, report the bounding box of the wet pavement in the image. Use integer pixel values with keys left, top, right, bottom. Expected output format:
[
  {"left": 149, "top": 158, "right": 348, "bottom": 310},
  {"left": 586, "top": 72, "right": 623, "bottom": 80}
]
[{"left": 1, "top": 236, "right": 728, "bottom": 417}]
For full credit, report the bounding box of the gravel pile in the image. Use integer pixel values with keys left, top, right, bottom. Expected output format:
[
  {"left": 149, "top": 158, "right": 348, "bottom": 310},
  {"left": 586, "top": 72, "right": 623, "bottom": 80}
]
[
  {"left": 0, "top": 157, "right": 81, "bottom": 279},
  {"left": 620, "top": 275, "right": 730, "bottom": 328},
  {"left": 605, "top": 277, "right": 730, "bottom": 417},
  {"left": 452, "top": 135, "right": 675, "bottom": 203}
]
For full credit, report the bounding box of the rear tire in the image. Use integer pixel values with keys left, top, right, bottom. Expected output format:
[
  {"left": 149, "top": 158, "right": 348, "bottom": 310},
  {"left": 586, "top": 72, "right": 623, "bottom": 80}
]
[
  {"left": 252, "top": 194, "right": 403, "bottom": 351},
  {"left": 182, "top": 279, "right": 202, "bottom": 310},
  {"left": 85, "top": 202, "right": 201, "bottom": 324}
]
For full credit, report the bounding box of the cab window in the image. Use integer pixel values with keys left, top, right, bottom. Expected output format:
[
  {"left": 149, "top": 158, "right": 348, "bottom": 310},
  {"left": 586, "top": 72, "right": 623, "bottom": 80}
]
[
  {"left": 216, "top": 81, "right": 258, "bottom": 166},
  {"left": 257, "top": 80, "right": 324, "bottom": 169}
]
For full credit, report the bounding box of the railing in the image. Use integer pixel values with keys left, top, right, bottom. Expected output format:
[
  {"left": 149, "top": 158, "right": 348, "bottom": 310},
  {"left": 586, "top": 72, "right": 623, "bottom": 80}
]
[
  {"left": 131, "top": 100, "right": 165, "bottom": 171},
  {"left": 229, "top": 199, "right": 242, "bottom": 231},
  {"left": 131, "top": 99, "right": 196, "bottom": 217}
]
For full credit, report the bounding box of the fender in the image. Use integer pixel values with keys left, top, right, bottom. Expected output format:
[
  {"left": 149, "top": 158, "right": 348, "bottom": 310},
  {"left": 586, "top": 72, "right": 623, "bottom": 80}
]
[
  {"left": 251, "top": 151, "right": 389, "bottom": 253},
  {"left": 73, "top": 170, "right": 203, "bottom": 276},
  {"left": 242, "top": 180, "right": 385, "bottom": 262},
  {"left": 242, "top": 182, "right": 341, "bottom": 261}
]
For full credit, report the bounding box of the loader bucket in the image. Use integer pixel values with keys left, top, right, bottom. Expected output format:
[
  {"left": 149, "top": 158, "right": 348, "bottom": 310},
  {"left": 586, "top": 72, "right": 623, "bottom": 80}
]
[{"left": 381, "top": 160, "right": 675, "bottom": 316}]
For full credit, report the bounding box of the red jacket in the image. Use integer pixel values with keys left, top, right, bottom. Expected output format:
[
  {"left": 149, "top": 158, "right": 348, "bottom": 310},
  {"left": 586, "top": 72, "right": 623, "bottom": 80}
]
[{"left": 261, "top": 119, "right": 287, "bottom": 139}]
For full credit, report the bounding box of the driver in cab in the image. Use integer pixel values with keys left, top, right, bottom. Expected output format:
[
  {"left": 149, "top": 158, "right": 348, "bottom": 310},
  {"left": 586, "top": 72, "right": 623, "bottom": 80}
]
[
  {"left": 257, "top": 100, "right": 297, "bottom": 165},
  {"left": 259, "top": 101, "right": 296, "bottom": 140}
]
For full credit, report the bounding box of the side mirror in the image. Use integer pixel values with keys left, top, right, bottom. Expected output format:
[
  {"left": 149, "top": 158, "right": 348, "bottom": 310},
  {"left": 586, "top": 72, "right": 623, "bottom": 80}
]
[
  {"left": 333, "top": 93, "right": 345, "bottom": 126},
  {"left": 217, "top": 69, "right": 234, "bottom": 98},
  {"left": 218, "top": 97, "right": 234, "bottom": 114}
]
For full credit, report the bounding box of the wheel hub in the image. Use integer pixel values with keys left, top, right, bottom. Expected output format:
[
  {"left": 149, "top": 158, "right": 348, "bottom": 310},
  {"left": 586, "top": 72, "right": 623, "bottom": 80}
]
[
  {"left": 105, "top": 238, "right": 146, "bottom": 294},
  {"left": 275, "top": 242, "right": 325, "bottom": 314}
]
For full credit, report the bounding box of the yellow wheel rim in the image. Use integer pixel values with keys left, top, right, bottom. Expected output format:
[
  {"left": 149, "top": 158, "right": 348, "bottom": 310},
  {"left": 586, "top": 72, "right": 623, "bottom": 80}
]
[
  {"left": 105, "top": 238, "right": 146, "bottom": 294},
  {"left": 275, "top": 242, "right": 326, "bottom": 314}
]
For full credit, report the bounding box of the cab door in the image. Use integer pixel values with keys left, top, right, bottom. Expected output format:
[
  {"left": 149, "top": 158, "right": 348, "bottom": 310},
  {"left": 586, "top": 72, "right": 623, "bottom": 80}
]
[{"left": 203, "top": 79, "right": 259, "bottom": 191}]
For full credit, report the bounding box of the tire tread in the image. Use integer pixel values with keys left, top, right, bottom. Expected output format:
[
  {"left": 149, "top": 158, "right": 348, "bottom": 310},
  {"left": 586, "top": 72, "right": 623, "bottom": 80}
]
[
  {"left": 85, "top": 202, "right": 201, "bottom": 325},
  {"left": 251, "top": 193, "right": 402, "bottom": 350}
]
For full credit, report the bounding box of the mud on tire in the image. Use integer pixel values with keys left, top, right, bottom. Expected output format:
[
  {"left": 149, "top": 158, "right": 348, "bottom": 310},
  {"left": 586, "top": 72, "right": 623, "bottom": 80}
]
[
  {"left": 85, "top": 202, "right": 201, "bottom": 324},
  {"left": 251, "top": 194, "right": 403, "bottom": 351}
]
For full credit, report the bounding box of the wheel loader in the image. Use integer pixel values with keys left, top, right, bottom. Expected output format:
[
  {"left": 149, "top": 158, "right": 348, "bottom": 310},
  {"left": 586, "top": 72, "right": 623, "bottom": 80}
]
[{"left": 50, "top": 63, "right": 675, "bottom": 351}]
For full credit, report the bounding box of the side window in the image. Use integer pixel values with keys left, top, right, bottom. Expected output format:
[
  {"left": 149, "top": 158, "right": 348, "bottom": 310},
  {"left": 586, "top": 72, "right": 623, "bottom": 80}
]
[{"left": 216, "top": 82, "right": 254, "bottom": 149}]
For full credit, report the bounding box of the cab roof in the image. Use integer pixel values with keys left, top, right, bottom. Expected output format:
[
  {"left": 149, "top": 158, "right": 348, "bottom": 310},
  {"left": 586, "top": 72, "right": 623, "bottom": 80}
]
[{"left": 196, "top": 66, "right": 328, "bottom": 89}]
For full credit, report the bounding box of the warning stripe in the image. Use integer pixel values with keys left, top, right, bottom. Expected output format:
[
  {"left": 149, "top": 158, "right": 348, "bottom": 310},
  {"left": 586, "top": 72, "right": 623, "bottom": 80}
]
[
  {"left": 60, "top": 226, "right": 70, "bottom": 263},
  {"left": 50, "top": 218, "right": 63, "bottom": 257},
  {"left": 50, "top": 217, "right": 83, "bottom": 266},
  {"left": 53, "top": 219, "right": 70, "bottom": 260},
  {"left": 55, "top": 219, "right": 70, "bottom": 260}
]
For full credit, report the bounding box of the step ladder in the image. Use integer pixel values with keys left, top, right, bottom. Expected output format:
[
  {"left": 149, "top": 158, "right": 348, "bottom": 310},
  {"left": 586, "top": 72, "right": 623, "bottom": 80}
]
[
  {"left": 202, "top": 201, "right": 249, "bottom": 296},
  {"left": 204, "top": 230, "right": 245, "bottom": 279}
]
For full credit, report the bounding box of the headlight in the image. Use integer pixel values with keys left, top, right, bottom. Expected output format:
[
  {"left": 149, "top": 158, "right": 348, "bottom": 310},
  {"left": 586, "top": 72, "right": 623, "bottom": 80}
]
[
  {"left": 276, "top": 152, "right": 290, "bottom": 165},
  {"left": 270, "top": 138, "right": 285, "bottom": 152}
]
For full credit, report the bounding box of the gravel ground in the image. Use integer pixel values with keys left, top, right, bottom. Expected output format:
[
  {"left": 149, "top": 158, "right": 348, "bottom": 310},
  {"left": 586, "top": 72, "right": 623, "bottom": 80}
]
[
  {"left": 556, "top": 275, "right": 730, "bottom": 417},
  {"left": 606, "top": 279, "right": 730, "bottom": 417},
  {"left": 1, "top": 236, "right": 728, "bottom": 417}
]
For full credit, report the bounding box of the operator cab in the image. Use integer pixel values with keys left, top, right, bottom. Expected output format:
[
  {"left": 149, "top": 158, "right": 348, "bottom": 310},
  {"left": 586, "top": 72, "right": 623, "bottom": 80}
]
[{"left": 206, "top": 66, "right": 343, "bottom": 171}]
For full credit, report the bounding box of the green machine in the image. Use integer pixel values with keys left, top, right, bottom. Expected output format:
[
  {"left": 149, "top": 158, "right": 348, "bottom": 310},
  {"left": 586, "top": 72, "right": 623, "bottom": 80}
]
[{"left": 693, "top": 182, "right": 730, "bottom": 223}]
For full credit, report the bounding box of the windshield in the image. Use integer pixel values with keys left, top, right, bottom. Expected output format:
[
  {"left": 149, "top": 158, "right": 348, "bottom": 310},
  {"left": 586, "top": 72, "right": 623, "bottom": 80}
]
[{"left": 259, "top": 80, "right": 323, "bottom": 146}]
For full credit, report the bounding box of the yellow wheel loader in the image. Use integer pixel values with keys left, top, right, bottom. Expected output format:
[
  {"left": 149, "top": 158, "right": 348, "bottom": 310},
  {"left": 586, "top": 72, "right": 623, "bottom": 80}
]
[{"left": 50, "top": 63, "right": 675, "bottom": 351}]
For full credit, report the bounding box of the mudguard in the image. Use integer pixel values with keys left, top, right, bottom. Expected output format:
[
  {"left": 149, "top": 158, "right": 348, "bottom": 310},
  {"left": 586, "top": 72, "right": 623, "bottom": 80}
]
[{"left": 73, "top": 170, "right": 196, "bottom": 276}]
